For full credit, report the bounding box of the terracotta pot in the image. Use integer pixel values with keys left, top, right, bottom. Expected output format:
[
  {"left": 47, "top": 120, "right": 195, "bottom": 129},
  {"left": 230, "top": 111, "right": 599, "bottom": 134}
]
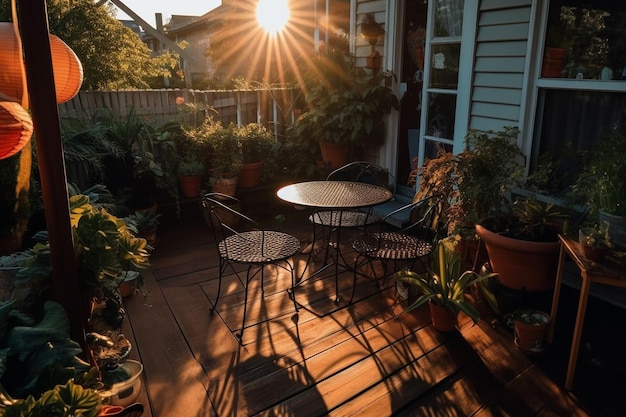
[
  {"left": 514, "top": 310, "right": 550, "bottom": 354},
  {"left": 319, "top": 140, "right": 349, "bottom": 170},
  {"left": 119, "top": 280, "right": 136, "bottom": 298},
  {"left": 211, "top": 176, "right": 238, "bottom": 197},
  {"left": 239, "top": 161, "right": 264, "bottom": 188},
  {"left": 178, "top": 175, "right": 202, "bottom": 198},
  {"left": 429, "top": 301, "right": 457, "bottom": 332},
  {"left": 542, "top": 47, "right": 566, "bottom": 78},
  {"left": 475, "top": 224, "right": 560, "bottom": 292},
  {"left": 582, "top": 245, "right": 609, "bottom": 262}
]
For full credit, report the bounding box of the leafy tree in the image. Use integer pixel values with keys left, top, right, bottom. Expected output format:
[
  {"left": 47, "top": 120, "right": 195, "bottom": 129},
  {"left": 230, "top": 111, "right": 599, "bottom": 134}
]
[{"left": 0, "top": 0, "right": 179, "bottom": 89}]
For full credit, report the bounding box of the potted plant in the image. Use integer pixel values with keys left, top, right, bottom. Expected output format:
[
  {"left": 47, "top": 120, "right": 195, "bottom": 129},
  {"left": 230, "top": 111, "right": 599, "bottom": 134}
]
[
  {"left": 573, "top": 122, "right": 626, "bottom": 249},
  {"left": 125, "top": 209, "right": 161, "bottom": 251},
  {"left": 86, "top": 331, "right": 144, "bottom": 407},
  {"left": 505, "top": 309, "right": 551, "bottom": 354},
  {"left": 291, "top": 33, "right": 399, "bottom": 169},
  {"left": 476, "top": 197, "right": 569, "bottom": 292},
  {"left": 578, "top": 222, "right": 613, "bottom": 262},
  {"left": 395, "top": 237, "right": 497, "bottom": 332},
  {"left": 186, "top": 118, "right": 241, "bottom": 197},
  {"left": 238, "top": 123, "right": 274, "bottom": 188},
  {"left": 177, "top": 155, "right": 205, "bottom": 198},
  {"left": 414, "top": 127, "right": 525, "bottom": 269}
]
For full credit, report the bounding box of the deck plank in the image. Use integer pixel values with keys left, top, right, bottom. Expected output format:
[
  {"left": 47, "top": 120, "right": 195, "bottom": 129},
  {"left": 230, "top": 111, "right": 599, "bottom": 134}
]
[{"left": 123, "top": 206, "right": 594, "bottom": 417}]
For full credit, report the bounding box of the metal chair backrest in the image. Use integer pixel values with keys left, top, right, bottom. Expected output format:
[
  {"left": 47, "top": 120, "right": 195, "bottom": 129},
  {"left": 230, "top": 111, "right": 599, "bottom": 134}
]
[
  {"left": 327, "top": 161, "right": 396, "bottom": 195},
  {"left": 381, "top": 196, "right": 443, "bottom": 243},
  {"left": 201, "top": 193, "right": 262, "bottom": 254}
]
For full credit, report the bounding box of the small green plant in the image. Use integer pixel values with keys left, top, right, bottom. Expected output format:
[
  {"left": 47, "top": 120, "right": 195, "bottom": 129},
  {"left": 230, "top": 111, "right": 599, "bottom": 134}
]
[
  {"left": 177, "top": 157, "right": 205, "bottom": 176},
  {"left": 395, "top": 237, "right": 498, "bottom": 324},
  {"left": 579, "top": 222, "right": 613, "bottom": 249},
  {"left": 504, "top": 309, "right": 550, "bottom": 327},
  {"left": 511, "top": 197, "right": 569, "bottom": 242},
  {"left": 124, "top": 210, "right": 161, "bottom": 234}
]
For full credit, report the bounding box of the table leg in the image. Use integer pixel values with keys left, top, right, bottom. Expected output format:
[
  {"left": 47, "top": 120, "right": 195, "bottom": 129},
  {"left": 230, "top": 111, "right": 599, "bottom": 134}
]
[
  {"left": 565, "top": 270, "right": 591, "bottom": 390},
  {"left": 549, "top": 243, "right": 566, "bottom": 343}
]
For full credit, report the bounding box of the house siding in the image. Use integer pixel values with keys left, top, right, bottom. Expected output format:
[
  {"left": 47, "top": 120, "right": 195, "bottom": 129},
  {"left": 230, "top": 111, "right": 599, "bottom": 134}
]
[{"left": 469, "top": 0, "right": 532, "bottom": 132}]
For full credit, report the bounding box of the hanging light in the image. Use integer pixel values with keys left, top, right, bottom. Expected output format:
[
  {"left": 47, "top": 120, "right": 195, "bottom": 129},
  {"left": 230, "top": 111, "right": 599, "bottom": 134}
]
[
  {"left": 0, "top": 22, "right": 83, "bottom": 104},
  {"left": 0, "top": 93, "right": 33, "bottom": 159}
]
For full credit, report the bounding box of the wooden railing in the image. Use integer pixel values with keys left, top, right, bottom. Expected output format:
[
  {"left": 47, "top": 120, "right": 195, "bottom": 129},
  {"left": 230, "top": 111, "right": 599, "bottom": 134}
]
[{"left": 58, "top": 88, "right": 300, "bottom": 137}]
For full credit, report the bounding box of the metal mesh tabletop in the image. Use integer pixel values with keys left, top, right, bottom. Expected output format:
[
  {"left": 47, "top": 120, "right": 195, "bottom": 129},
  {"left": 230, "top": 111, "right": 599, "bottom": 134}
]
[{"left": 276, "top": 181, "right": 393, "bottom": 209}]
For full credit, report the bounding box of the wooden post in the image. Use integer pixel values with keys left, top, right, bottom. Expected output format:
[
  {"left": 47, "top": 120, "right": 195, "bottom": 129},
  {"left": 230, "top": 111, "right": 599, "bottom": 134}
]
[{"left": 16, "top": 0, "right": 85, "bottom": 349}]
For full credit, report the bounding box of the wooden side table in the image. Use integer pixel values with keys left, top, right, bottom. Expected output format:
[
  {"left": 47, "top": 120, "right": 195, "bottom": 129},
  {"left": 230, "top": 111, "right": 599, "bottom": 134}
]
[{"left": 549, "top": 235, "right": 626, "bottom": 390}]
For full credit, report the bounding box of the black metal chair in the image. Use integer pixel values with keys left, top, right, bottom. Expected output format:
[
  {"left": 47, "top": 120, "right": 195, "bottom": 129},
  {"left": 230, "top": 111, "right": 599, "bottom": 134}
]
[
  {"left": 310, "top": 161, "right": 396, "bottom": 230},
  {"left": 350, "top": 196, "right": 444, "bottom": 303},
  {"left": 201, "top": 193, "right": 301, "bottom": 344},
  {"left": 307, "top": 161, "right": 396, "bottom": 266}
]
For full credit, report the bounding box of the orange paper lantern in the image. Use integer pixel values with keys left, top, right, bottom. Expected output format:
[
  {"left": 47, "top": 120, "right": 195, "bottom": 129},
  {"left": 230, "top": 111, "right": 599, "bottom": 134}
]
[
  {"left": 0, "top": 22, "right": 83, "bottom": 104},
  {"left": 0, "top": 93, "right": 33, "bottom": 159}
]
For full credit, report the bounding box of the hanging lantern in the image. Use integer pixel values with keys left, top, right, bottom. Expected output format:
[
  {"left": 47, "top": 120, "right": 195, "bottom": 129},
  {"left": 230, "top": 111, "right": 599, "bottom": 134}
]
[
  {"left": 0, "top": 93, "right": 33, "bottom": 159},
  {"left": 0, "top": 22, "right": 83, "bottom": 104}
]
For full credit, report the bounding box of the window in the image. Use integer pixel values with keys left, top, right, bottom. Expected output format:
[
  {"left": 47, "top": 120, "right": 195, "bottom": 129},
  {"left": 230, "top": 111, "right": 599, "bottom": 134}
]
[
  {"left": 542, "top": 0, "right": 626, "bottom": 81},
  {"left": 532, "top": 0, "right": 626, "bottom": 195}
]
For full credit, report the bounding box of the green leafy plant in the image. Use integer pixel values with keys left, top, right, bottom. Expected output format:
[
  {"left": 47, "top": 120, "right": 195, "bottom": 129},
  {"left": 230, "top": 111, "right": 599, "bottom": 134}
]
[
  {"left": 291, "top": 34, "right": 399, "bottom": 147},
  {"left": 395, "top": 237, "right": 498, "bottom": 324},
  {"left": 124, "top": 210, "right": 161, "bottom": 235},
  {"left": 0, "top": 300, "right": 94, "bottom": 402},
  {"left": 1, "top": 380, "right": 102, "bottom": 417},
  {"left": 177, "top": 157, "right": 205, "bottom": 176},
  {"left": 415, "top": 127, "right": 525, "bottom": 235},
  {"left": 573, "top": 122, "right": 626, "bottom": 217},
  {"left": 510, "top": 197, "right": 569, "bottom": 241},
  {"left": 238, "top": 123, "right": 275, "bottom": 164},
  {"left": 184, "top": 118, "right": 242, "bottom": 179},
  {"left": 504, "top": 309, "right": 550, "bottom": 327}
]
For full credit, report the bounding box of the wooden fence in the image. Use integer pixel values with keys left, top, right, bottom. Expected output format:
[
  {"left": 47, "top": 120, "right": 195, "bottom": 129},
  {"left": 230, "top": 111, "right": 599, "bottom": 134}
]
[{"left": 58, "top": 88, "right": 300, "bottom": 138}]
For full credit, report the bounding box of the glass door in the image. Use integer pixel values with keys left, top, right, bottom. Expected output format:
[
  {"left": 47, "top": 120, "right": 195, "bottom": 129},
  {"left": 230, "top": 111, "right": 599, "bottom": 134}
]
[
  {"left": 419, "top": 0, "right": 464, "bottom": 163},
  {"left": 397, "top": 0, "right": 465, "bottom": 189}
]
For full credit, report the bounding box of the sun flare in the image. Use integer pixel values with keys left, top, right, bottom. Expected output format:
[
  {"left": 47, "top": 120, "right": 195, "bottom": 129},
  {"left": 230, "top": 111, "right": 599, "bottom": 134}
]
[{"left": 257, "top": 0, "right": 290, "bottom": 36}]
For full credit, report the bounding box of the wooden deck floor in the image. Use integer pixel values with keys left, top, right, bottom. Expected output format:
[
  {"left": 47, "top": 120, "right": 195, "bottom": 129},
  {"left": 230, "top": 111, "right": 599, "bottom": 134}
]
[{"left": 122, "top": 197, "right": 625, "bottom": 417}]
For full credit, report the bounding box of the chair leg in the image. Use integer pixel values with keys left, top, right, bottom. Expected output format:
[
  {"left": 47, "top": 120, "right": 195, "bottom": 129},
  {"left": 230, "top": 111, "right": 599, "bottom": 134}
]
[
  {"left": 210, "top": 259, "right": 226, "bottom": 313},
  {"left": 237, "top": 266, "right": 254, "bottom": 344}
]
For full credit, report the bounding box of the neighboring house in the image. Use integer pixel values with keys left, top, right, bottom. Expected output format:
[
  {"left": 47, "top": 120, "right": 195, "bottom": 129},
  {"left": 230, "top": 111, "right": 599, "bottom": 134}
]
[
  {"left": 141, "top": 0, "right": 350, "bottom": 87},
  {"left": 350, "top": 0, "right": 626, "bottom": 196}
]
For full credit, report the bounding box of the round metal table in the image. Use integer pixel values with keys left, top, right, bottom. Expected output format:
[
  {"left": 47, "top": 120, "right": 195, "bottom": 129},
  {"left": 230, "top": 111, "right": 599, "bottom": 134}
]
[
  {"left": 277, "top": 180, "right": 393, "bottom": 304},
  {"left": 276, "top": 180, "right": 393, "bottom": 210}
]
